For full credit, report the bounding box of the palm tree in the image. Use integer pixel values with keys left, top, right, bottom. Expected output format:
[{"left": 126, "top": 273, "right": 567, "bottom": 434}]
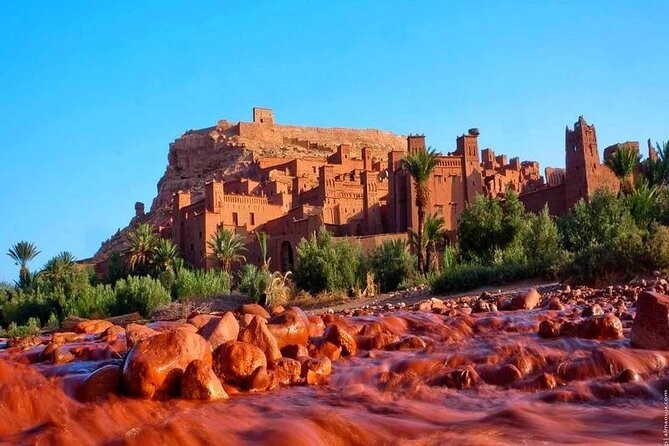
[
  {"left": 423, "top": 214, "right": 447, "bottom": 273},
  {"left": 7, "top": 241, "right": 40, "bottom": 287},
  {"left": 402, "top": 148, "right": 439, "bottom": 274},
  {"left": 41, "top": 251, "right": 77, "bottom": 282},
  {"left": 645, "top": 141, "right": 669, "bottom": 187},
  {"left": 605, "top": 146, "right": 641, "bottom": 193},
  {"left": 256, "top": 231, "right": 270, "bottom": 271},
  {"left": 126, "top": 223, "right": 158, "bottom": 275},
  {"left": 153, "top": 238, "right": 179, "bottom": 273},
  {"left": 208, "top": 227, "right": 247, "bottom": 273}
]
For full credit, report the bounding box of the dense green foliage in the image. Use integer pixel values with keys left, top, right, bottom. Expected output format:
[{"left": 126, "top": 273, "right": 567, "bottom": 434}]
[
  {"left": 169, "top": 268, "right": 232, "bottom": 302},
  {"left": 293, "top": 228, "right": 365, "bottom": 294},
  {"left": 367, "top": 239, "right": 415, "bottom": 292},
  {"left": 113, "top": 276, "right": 172, "bottom": 317},
  {"left": 237, "top": 264, "right": 270, "bottom": 303}
]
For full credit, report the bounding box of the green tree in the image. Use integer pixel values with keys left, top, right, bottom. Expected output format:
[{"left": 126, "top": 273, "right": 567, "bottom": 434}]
[
  {"left": 126, "top": 223, "right": 159, "bottom": 275},
  {"left": 41, "top": 251, "right": 77, "bottom": 283},
  {"left": 368, "top": 239, "right": 415, "bottom": 292},
  {"left": 402, "top": 148, "right": 439, "bottom": 274},
  {"left": 256, "top": 231, "right": 270, "bottom": 271},
  {"left": 7, "top": 241, "right": 40, "bottom": 288},
  {"left": 422, "top": 214, "right": 447, "bottom": 273},
  {"left": 153, "top": 238, "right": 179, "bottom": 274},
  {"left": 645, "top": 141, "right": 669, "bottom": 187},
  {"left": 208, "top": 228, "right": 247, "bottom": 273},
  {"left": 605, "top": 146, "right": 641, "bottom": 193}
]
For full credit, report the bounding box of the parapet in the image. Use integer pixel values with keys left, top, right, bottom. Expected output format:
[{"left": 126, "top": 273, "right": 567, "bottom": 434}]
[{"left": 253, "top": 107, "right": 275, "bottom": 125}]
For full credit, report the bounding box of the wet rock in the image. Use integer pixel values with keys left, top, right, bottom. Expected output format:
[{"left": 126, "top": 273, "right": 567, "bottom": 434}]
[
  {"left": 197, "top": 312, "right": 240, "bottom": 350},
  {"left": 496, "top": 296, "right": 513, "bottom": 311},
  {"left": 181, "top": 359, "right": 227, "bottom": 400},
  {"left": 615, "top": 368, "right": 641, "bottom": 384},
  {"left": 101, "top": 325, "right": 125, "bottom": 342},
  {"left": 322, "top": 324, "right": 357, "bottom": 357},
  {"left": 270, "top": 305, "right": 285, "bottom": 316},
  {"left": 42, "top": 343, "right": 75, "bottom": 364},
  {"left": 582, "top": 304, "right": 604, "bottom": 317},
  {"left": 317, "top": 340, "right": 342, "bottom": 360},
  {"left": 248, "top": 366, "right": 270, "bottom": 391},
  {"left": 212, "top": 341, "right": 267, "bottom": 388},
  {"left": 631, "top": 291, "right": 669, "bottom": 350},
  {"left": 511, "top": 289, "right": 541, "bottom": 310},
  {"left": 51, "top": 332, "right": 80, "bottom": 344},
  {"left": 538, "top": 320, "right": 563, "bottom": 338},
  {"left": 280, "top": 344, "right": 309, "bottom": 359},
  {"left": 533, "top": 372, "right": 557, "bottom": 390},
  {"left": 486, "top": 364, "right": 523, "bottom": 386},
  {"left": 238, "top": 315, "right": 282, "bottom": 363},
  {"left": 268, "top": 308, "right": 310, "bottom": 348},
  {"left": 577, "top": 314, "right": 623, "bottom": 340},
  {"left": 73, "top": 319, "right": 114, "bottom": 335},
  {"left": 188, "top": 314, "right": 219, "bottom": 330},
  {"left": 299, "top": 356, "right": 332, "bottom": 385},
  {"left": 122, "top": 330, "right": 212, "bottom": 399},
  {"left": 385, "top": 336, "right": 427, "bottom": 351},
  {"left": 473, "top": 300, "right": 494, "bottom": 313},
  {"left": 77, "top": 364, "right": 122, "bottom": 402},
  {"left": 270, "top": 358, "right": 302, "bottom": 385},
  {"left": 307, "top": 315, "right": 325, "bottom": 338},
  {"left": 546, "top": 297, "right": 565, "bottom": 311},
  {"left": 443, "top": 366, "right": 479, "bottom": 389},
  {"left": 240, "top": 304, "right": 270, "bottom": 319},
  {"left": 125, "top": 323, "right": 159, "bottom": 349},
  {"left": 7, "top": 336, "right": 41, "bottom": 349}
]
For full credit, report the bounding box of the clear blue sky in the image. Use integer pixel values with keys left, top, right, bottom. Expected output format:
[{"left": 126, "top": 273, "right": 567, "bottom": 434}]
[{"left": 0, "top": 1, "right": 667, "bottom": 282}]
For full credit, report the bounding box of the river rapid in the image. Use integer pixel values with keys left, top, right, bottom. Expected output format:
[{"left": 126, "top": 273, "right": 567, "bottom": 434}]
[{"left": 0, "top": 291, "right": 665, "bottom": 445}]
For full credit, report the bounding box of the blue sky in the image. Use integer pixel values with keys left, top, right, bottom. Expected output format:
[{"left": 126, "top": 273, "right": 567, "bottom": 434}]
[{"left": 0, "top": 0, "right": 667, "bottom": 282}]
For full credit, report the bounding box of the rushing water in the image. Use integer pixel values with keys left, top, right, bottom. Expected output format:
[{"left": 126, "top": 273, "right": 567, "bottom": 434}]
[{"left": 0, "top": 305, "right": 665, "bottom": 445}]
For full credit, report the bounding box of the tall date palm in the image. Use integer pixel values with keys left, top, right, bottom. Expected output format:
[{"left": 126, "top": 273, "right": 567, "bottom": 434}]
[
  {"left": 208, "top": 228, "right": 247, "bottom": 273},
  {"left": 402, "top": 148, "right": 439, "bottom": 274},
  {"left": 7, "top": 241, "right": 40, "bottom": 287}
]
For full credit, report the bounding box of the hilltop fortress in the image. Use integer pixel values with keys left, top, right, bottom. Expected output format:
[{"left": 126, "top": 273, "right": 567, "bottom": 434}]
[{"left": 96, "top": 108, "right": 645, "bottom": 273}]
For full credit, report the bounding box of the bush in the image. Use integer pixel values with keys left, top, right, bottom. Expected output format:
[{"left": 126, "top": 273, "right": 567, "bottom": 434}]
[
  {"left": 645, "top": 224, "right": 669, "bottom": 270},
  {"left": 171, "top": 269, "right": 232, "bottom": 302},
  {"left": 458, "top": 191, "right": 527, "bottom": 263},
  {"left": 113, "top": 276, "right": 171, "bottom": 317},
  {"left": 367, "top": 240, "right": 415, "bottom": 292},
  {"left": 431, "top": 263, "right": 533, "bottom": 294},
  {"left": 523, "top": 206, "right": 569, "bottom": 277},
  {"left": 293, "top": 228, "right": 365, "bottom": 294},
  {"left": 237, "top": 264, "right": 270, "bottom": 303},
  {"left": 0, "top": 317, "right": 41, "bottom": 338},
  {"left": 62, "top": 284, "right": 116, "bottom": 319}
]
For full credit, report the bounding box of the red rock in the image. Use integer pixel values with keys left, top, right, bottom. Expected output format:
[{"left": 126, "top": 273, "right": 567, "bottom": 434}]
[
  {"left": 181, "top": 359, "right": 228, "bottom": 400},
  {"left": 317, "top": 340, "right": 342, "bottom": 360},
  {"left": 212, "top": 341, "right": 267, "bottom": 388},
  {"left": 240, "top": 304, "right": 270, "bottom": 319},
  {"left": 248, "top": 366, "right": 270, "bottom": 392},
  {"left": 533, "top": 372, "right": 557, "bottom": 390},
  {"left": 443, "top": 366, "right": 479, "bottom": 389},
  {"left": 77, "top": 364, "right": 122, "bottom": 402},
  {"left": 267, "top": 308, "right": 310, "bottom": 348},
  {"left": 270, "top": 358, "right": 302, "bottom": 385},
  {"left": 631, "top": 291, "right": 669, "bottom": 350},
  {"left": 197, "top": 312, "right": 239, "bottom": 350},
  {"left": 125, "top": 323, "right": 159, "bottom": 349},
  {"left": 280, "top": 344, "right": 309, "bottom": 359},
  {"left": 51, "top": 332, "right": 80, "bottom": 344},
  {"left": 577, "top": 314, "right": 623, "bottom": 340},
  {"left": 299, "top": 356, "right": 332, "bottom": 385},
  {"left": 511, "top": 289, "right": 541, "bottom": 310},
  {"left": 488, "top": 364, "right": 523, "bottom": 386},
  {"left": 582, "top": 304, "right": 604, "bottom": 317},
  {"left": 322, "top": 324, "right": 357, "bottom": 356},
  {"left": 188, "top": 314, "right": 219, "bottom": 330},
  {"left": 538, "top": 320, "right": 563, "bottom": 338},
  {"left": 238, "top": 315, "right": 282, "bottom": 363},
  {"left": 547, "top": 297, "right": 565, "bottom": 311},
  {"left": 122, "top": 330, "right": 212, "bottom": 399},
  {"left": 72, "top": 319, "right": 113, "bottom": 334},
  {"left": 356, "top": 333, "right": 400, "bottom": 350},
  {"left": 385, "top": 336, "right": 426, "bottom": 351},
  {"left": 270, "top": 305, "right": 285, "bottom": 316},
  {"left": 101, "top": 325, "right": 125, "bottom": 342},
  {"left": 307, "top": 315, "right": 325, "bottom": 338}
]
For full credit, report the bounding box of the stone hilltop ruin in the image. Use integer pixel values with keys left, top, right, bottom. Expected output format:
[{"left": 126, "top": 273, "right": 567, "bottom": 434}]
[{"left": 95, "top": 108, "right": 646, "bottom": 274}]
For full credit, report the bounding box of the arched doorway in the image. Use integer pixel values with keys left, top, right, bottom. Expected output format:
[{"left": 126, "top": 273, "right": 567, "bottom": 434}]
[{"left": 280, "top": 241, "right": 294, "bottom": 272}]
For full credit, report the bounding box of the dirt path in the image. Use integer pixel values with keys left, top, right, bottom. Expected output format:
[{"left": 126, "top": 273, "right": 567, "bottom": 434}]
[{"left": 305, "top": 277, "right": 561, "bottom": 314}]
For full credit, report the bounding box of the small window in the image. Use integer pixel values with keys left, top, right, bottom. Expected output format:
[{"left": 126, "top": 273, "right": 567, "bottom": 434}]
[
  {"left": 250, "top": 213, "right": 255, "bottom": 225},
  {"left": 190, "top": 243, "right": 194, "bottom": 252},
  {"left": 199, "top": 231, "right": 202, "bottom": 239},
  {"left": 232, "top": 212, "right": 239, "bottom": 226}
]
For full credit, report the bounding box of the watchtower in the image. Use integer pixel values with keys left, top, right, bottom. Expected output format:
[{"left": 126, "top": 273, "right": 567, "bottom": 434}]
[{"left": 252, "top": 107, "right": 275, "bottom": 125}]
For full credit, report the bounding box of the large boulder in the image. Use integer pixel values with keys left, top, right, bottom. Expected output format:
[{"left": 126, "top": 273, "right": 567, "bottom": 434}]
[
  {"left": 267, "top": 307, "right": 310, "bottom": 348},
  {"left": 197, "top": 312, "right": 240, "bottom": 350},
  {"left": 73, "top": 319, "right": 114, "bottom": 335},
  {"left": 322, "top": 324, "right": 357, "bottom": 356},
  {"left": 122, "top": 330, "right": 212, "bottom": 399},
  {"left": 238, "top": 315, "right": 282, "bottom": 363},
  {"left": 212, "top": 341, "right": 267, "bottom": 388},
  {"left": 125, "top": 323, "right": 160, "bottom": 349},
  {"left": 240, "top": 304, "right": 270, "bottom": 319},
  {"left": 181, "top": 359, "right": 228, "bottom": 400},
  {"left": 77, "top": 364, "right": 122, "bottom": 402},
  {"left": 631, "top": 291, "right": 669, "bottom": 350},
  {"left": 511, "top": 289, "right": 541, "bottom": 310}
]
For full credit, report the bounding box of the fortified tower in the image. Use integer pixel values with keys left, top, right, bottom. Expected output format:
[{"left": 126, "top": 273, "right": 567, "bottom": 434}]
[
  {"left": 565, "top": 116, "right": 600, "bottom": 209},
  {"left": 457, "top": 128, "right": 482, "bottom": 203}
]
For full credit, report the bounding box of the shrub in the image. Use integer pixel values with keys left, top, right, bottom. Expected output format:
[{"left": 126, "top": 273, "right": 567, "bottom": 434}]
[
  {"left": 171, "top": 269, "right": 232, "bottom": 302},
  {"left": 645, "top": 224, "right": 669, "bottom": 270},
  {"left": 431, "top": 263, "right": 533, "bottom": 294},
  {"left": 62, "top": 284, "right": 116, "bottom": 319},
  {"left": 293, "top": 228, "right": 365, "bottom": 294},
  {"left": 458, "top": 191, "right": 527, "bottom": 263},
  {"left": 0, "top": 317, "right": 41, "bottom": 338},
  {"left": 523, "top": 206, "right": 569, "bottom": 276},
  {"left": 113, "top": 276, "right": 171, "bottom": 317},
  {"left": 367, "top": 240, "right": 415, "bottom": 292},
  {"left": 237, "top": 264, "right": 270, "bottom": 303}
]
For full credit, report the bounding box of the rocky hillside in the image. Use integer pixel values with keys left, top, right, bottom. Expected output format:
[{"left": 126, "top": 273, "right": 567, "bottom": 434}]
[{"left": 94, "top": 113, "right": 406, "bottom": 262}]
